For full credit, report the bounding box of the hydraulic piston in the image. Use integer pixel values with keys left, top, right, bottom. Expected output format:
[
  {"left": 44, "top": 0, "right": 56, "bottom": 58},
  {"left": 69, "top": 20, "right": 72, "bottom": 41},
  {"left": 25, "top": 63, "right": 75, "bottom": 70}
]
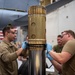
[{"left": 28, "top": 5, "right": 46, "bottom": 75}]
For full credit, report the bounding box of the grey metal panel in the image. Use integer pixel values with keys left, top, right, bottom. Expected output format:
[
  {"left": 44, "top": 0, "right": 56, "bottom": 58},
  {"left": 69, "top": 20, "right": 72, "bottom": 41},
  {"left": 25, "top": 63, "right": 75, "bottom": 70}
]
[
  {"left": 12, "top": 20, "right": 28, "bottom": 27},
  {"left": 0, "top": 0, "right": 39, "bottom": 11},
  {"left": 0, "top": 0, "right": 4, "bottom": 8},
  {"left": 46, "top": 0, "right": 74, "bottom": 14},
  {"left": 15, "top": 14, "right": 28, "bottom": 21},
  {"left": 0, "top": 9, "right": 27, "bottom": 29},
  {"left": 0, "top": 0, "right": 39, "bottom": 29}
]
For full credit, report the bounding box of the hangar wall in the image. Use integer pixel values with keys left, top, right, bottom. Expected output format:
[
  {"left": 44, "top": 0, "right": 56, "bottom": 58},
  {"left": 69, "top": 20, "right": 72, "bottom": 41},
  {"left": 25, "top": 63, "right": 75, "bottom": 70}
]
[{"left": 46, "top": 0, "right": 75, "bottom": 46}]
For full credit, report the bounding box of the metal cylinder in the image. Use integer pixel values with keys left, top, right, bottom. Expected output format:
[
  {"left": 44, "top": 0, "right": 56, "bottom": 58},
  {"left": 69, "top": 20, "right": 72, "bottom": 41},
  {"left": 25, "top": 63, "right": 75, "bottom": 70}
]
[{"left": 28, "top": 6, "right": 46, "bottom": 75}]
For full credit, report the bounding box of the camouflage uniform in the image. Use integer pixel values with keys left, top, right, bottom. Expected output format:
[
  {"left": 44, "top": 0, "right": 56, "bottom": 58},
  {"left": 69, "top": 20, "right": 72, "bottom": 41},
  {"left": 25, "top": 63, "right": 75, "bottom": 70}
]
[{"left": 0, "top": 40, "right": 18, "bottom": 75}]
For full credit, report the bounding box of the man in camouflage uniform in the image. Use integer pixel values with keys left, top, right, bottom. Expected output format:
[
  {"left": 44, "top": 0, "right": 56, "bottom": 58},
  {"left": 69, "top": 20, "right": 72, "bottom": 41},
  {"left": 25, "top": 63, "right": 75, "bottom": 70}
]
[{"left": 0, "top": 25, "right": 27, "bottom": 75}]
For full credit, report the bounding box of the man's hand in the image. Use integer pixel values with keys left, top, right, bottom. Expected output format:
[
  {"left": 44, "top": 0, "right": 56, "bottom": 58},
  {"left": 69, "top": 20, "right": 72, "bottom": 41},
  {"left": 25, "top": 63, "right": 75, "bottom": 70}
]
[
  {"left": 46, "top": 43, "right": 53, "bottom": 60},
  {"left": 22, "top": 41, "right": 28, "bottom": 50},
  {"left": 46, "top": 43, "right": 52, "bottom": 53},
  {"left": 46, "top": 53, "right": 53, "bottom": 61}
]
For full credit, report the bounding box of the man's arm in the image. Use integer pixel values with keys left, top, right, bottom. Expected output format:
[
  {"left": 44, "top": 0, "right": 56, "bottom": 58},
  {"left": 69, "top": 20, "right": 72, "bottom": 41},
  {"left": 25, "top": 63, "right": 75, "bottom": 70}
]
[
  {"left": 46, "top": 51, "right": 62, "bottom": 72},
  {"left": 16, "top": 48, "right": 23, "bottom": 56},
  {"left": 51, "top": 60, "right": 62, "bottom": 72},
  {"left": 46, "top": 43, "right": 62, "bottom": 72},
  {"left": 50, "top": 51, "right": 72, "bottom": 64},
  {"left": 16, "top": 41, "right": 28, "bottom": 56}
]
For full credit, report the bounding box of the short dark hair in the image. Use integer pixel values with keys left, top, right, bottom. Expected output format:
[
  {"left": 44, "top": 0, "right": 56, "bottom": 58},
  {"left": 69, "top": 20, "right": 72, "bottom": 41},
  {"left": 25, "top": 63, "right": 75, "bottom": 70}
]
[
  {"left": 62, "top": 30, "right": 75, "bottom": 38},
  {"left": 2, "top": 25, "right": 14, "bottom": 36},
  {"left": 57, "top": 35, "right": 62, "bottom": 38}
]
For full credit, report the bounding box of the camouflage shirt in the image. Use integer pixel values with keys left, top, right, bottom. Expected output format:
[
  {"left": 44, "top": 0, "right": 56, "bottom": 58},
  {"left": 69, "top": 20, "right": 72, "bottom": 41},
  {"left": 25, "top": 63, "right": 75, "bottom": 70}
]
[{"left": 0, "top": 40, "right": 18, "bottom": 75}]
